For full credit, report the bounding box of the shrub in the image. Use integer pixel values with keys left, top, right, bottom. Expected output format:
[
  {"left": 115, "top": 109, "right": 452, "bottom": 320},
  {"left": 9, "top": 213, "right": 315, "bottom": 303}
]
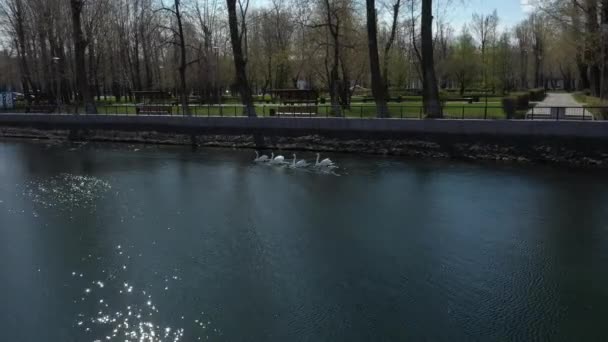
[
  {"left": 508, "top": 92, "right": 530, "bottom": 109},
  {"left": 529, "top": 88, "right": 546, "bottom": 102},
  {"left": 515, "top": 93, "right": 530, "bottom": 109},
  {"left": 502, "top": 92, "right": 530, "bottom": 119},
  {"left": 319, "top": 97, "right": 326, "bottom": 104},
  {"left": 502, "top": 98, "right": 516, "bottom": 119}
]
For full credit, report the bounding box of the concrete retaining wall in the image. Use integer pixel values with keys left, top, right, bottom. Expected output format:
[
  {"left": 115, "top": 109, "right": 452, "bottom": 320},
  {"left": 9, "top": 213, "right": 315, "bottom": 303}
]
[{"left": 0, "top": 114, "right": 607, "bottom": 139}]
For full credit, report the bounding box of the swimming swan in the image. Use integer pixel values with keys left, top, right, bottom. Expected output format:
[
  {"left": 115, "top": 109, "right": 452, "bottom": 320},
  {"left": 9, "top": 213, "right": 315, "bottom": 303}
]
[
  {"left": 291, "top": 154, "right": 309, "bottom": 168},
  {"left": 254, "top": 151, "right": 269, "bottom": 162},
  {"left": 315, "top": 153, "right": 334, "bottom": 168},
  {"left": 270, "top": 152, "right": 286, "bottom": 165}
]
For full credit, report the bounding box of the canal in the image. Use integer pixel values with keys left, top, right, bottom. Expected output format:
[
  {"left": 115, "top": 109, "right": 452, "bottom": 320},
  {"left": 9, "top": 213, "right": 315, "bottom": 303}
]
[{"left": 0, "top": 139, "right": 607, "bottom": 341}]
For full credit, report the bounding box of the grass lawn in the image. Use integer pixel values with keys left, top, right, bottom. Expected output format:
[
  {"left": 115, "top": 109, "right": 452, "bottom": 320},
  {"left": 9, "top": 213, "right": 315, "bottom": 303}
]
[
  {"left": 5, "top": 99, "right": 505, "bottom": 120},
  {"left": 89, "top": 102, "right": 505, "bottom": 119},
  {"left": 572, "top": 93, "right": 608, "bottom": 119}
]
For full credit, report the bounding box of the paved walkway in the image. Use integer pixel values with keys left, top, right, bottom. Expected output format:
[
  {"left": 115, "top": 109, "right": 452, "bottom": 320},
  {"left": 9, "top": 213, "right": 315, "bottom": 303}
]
[
  {"left": 527, "top": 93, "right": 593, "bottom": 120},
  {"left": 536, "top": 93, "right": 582, "bottom": 107}
]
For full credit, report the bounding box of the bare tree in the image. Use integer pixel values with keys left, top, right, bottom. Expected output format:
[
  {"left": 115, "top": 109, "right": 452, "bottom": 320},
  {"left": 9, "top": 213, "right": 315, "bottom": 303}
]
[
  {"left": 321, "top": 0, "right": 345, "bottom": 116},
  {"left": 420, "top": 0, "right": 441, "bottom": 117},
  {"left": 195, "top": 0, "right": 221, "bottom": 103},
  {"left": 158, "top": 0, "right": 189, "bottom": 115},
  {"left": 70, "top": 0, "right": 97, "bottom": 113},
  {"left": 530, "top": 14, "right": 545, "bottom": 88},
  {"left": 382, "top": 0, "right": 401, "bottom": 95},
  {"left": 570, "top": 0, "right": 590, "bottom": 90},
  {"left": 227, "top": 0, "right": 256, "bottom": 117},
  {"left": 515, "top": 21, "right": 531, "bottom": 89},
  {"left": 472, "top": 10, "right": 498, "bottom": 95},
  {"left": 1, "top": 0, "right": 34, "bottom": 94},
  {"left": 585, "top": 0, "right": 601, "bottom": 96},
  {"left": 601, "top": 0, "right": 608, "bottom": 100},
  {"left": 366, "top": 0, "right": 389, "bottom": 117}
]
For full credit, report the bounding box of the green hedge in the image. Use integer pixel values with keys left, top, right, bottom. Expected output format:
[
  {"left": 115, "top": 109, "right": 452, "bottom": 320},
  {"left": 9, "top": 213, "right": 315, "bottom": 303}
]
[
  {"left": 502, "top": 98, "right": 516, "bottom": 119},
  {"left": 502, "top": 92, "right": 530, "bottom": 119},
  {"left": 529, "top": 88, "right": 546, "bottom": 102}
]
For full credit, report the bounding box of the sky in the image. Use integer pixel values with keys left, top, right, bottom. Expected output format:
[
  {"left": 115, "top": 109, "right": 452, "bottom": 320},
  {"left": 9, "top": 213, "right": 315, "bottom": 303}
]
[
  {"left": 252, "top": 0, "right": 534, "bottom": 33},
  {"left": 438, "top": 0, "right": 533, "bottom": 32}
]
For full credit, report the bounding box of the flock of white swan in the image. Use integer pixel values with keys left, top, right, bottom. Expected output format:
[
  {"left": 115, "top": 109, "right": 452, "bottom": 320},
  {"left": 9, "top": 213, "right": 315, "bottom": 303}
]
[{"left": 254, "top": 151, "right": 337, "bottom": 170}]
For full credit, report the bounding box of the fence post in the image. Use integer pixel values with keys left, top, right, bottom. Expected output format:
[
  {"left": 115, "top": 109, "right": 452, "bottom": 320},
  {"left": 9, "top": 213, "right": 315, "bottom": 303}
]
[
  {"left": 531, "top": 107, "right": 534, "bottom": 120},
  {"left": 462, "top": 106, "right": 465, "bottom": 119},
  {"left": 419, "top": 106, "right": 423, "bottom": 119},
  {"left": 583, "top": 107, "right": 586, "bottom": 120}
]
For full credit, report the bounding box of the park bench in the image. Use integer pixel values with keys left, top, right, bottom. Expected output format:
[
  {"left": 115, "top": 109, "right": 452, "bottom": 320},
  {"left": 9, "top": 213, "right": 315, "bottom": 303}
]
[
  {"left": 26, "top": 104, "right": 57, "bottom": 113},
  {"left": 273, "top": 105, "right": 318, "bottom": 117},
  {"left": 270, "top": 89, "right": 319, "bottom": 116},
  {"left": 361, "top": 97, "right": 406, "bottom": 103},
  {"left": 445, "top": 97, "right": 478, "bottom": 104},
  {"left": 136, "top": 105, "right": 172, "bottom": 115},
  {"left": 283, "top": 99, "right": 318, "bottom": 106}
]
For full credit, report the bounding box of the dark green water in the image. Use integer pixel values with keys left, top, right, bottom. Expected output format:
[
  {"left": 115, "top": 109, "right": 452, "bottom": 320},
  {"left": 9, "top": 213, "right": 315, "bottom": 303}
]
[{"left": 0, "top": 139, "right": 607, "bottom": 341}]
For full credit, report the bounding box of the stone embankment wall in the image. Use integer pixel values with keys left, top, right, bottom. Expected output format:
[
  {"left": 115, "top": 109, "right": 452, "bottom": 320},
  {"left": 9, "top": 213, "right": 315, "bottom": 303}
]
[{"left": 0, "top": 115, "right": 607, "bottom": 167}]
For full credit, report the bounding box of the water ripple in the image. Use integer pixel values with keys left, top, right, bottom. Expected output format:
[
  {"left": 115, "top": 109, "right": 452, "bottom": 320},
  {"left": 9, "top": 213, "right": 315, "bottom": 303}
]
[{"left": 22, "top": 173, "right": 111, "bottom": 210}]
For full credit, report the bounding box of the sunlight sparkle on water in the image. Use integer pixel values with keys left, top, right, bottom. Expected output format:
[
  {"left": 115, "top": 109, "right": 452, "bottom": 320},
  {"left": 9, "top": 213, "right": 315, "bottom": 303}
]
[{"left": 22, "top": 174, "right": 111, "bottom": 210}]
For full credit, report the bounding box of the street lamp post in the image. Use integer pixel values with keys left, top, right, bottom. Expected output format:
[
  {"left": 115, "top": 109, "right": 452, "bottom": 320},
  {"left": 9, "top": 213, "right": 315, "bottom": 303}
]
[
  {"left": 159, "top": 66, "right": 165, "bottom": 93},
  {"left": 212, "top": 46, "right": 221, "bottom": 105},
  {"left": 52, "top": 57, "right": 61, "bottom": 112}
]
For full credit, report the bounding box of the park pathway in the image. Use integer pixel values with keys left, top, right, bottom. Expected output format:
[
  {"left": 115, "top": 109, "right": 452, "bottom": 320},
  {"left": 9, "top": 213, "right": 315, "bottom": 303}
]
[
  {"left": 527, "top": 92, "right": 593, "bottom": 120},
  {"left": 536, "top": 93, "right": 582, "bottom": 107}
]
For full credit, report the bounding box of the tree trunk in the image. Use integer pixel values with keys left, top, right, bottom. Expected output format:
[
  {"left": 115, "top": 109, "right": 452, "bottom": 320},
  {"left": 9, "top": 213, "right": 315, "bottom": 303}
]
[
  {"left": 175, "top": 0, "right": 190, "bottom": 115},
  {"left": 322, "top": 0, "right": 342, "bottom": 116},
  {"left": 13, "top": 0, "right": 33, "bottom": 94},
  {"left": 421, "top": 0, "right": 442, "bottom": 118},
  {"left": 70, "top": 0, "right": 97, "bottom": 114},
  {"left": 519, "top": 49, "right": 528, "bottom": 89},
  {"left": 227, "top": 0, "right": 256, "bottom": 117},
  {"left": 37, "top": 30, "right": 51, "bottom": 96},
  {"left": 133, "top": 30, "right": 142, "bottom": 91},
  {"left": 601, "top": 0, "right": 608, "bottom": 101},
  {"left": 382, "top": 0, "right": 401, "bottom": 97},
  {"left": 586, "top": 0, "right": 601, "bottom": 96},
  {"left": 576, "top": 53, "right": 590, "bottom": 90},
  {"left": 339, "top": 57, "right": 352, "bottom": 109},
  {"left": 366, "top": 0, "right": 389, "bottom": 118}
]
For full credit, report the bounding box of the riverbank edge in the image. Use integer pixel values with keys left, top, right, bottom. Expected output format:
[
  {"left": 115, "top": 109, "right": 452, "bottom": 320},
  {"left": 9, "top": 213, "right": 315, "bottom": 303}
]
[{"left": 0, "top": 126, "right": 607, "bottom": 168}]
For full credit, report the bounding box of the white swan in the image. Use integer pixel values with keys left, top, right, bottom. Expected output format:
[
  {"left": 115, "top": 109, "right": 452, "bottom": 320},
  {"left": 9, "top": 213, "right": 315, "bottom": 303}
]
[
  {"left": 254, "top": 151, "right": 269, "bottom": 162},
  {"left": 291, "top": 154, "right": 309, "bottom": 168},
  {"left": 315, "top": 153, "right": 335, "bottom": 168},
  {"left": 270, "top": 152, "right": 285, "bottom": 165}
]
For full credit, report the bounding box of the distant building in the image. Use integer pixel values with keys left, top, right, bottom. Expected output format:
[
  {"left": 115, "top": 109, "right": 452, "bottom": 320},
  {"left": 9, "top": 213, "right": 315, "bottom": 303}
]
[
  {"left": 296, "top": 79, "right": 309, "bottom": 90},
  {"left": 0, "top": 50, "right": 19, "bottom": 92},
  {"left": 1, "top": 92, "right": 15, "bottom": 109}
]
